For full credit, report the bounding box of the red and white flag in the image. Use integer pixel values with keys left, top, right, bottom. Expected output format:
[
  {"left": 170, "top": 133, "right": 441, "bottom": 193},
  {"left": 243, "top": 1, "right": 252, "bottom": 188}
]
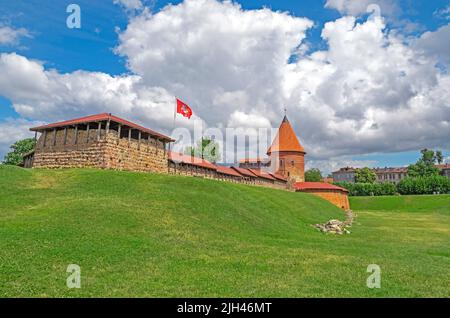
[{"left": 176, "top": 98, "right": 193, "bottom": 119}]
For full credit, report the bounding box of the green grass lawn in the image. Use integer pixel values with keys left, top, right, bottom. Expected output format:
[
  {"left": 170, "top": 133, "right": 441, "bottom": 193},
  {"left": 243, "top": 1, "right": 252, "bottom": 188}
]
[{"left": 0, "top": 165, "right": 449, "bottom": 297}]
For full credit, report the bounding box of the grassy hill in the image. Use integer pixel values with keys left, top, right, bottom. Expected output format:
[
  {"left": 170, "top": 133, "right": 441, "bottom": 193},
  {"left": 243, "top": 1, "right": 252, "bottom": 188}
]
[
  {"left": 0, "top": 165, "right": 449, "bottom": 297},
  {"left": 350, "top": 195, "right": 450, "bottom": 213}
]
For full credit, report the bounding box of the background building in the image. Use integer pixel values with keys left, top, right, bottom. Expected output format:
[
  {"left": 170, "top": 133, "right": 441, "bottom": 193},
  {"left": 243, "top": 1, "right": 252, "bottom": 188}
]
[
  {"left": 332, "top": 167, "right": 356, "bottom": 183},
  {"left": 374, "top": 167, "right": 408, "bottom": 184},
  {"left": 332, "top": 164, "right": 450, "bottom": 184}
]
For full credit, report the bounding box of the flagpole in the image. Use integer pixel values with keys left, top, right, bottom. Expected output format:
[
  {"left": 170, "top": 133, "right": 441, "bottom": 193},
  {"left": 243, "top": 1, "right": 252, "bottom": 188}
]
[
  {"left": 173, "top": 97, "right": 177, "bottom": 129},
  {"left": 170, "top": 97, "right": 177, "bottom": 152}
]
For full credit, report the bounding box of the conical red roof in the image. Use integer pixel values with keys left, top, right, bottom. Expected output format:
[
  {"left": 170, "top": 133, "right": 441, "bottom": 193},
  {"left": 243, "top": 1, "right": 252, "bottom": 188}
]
[{"left": 267, "top": 116, "right": 305, "bottom": 154}]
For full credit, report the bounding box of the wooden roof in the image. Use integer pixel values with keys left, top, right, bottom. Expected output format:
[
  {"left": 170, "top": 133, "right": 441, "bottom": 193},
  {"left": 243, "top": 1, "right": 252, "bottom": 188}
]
[
  {"left": 168, "top": 152, "right": 217, "bottom": 170},
  {"left": 30, "top": 113, "right": 174, "bottom": 142},
  {"left": 216, "top": 165, "right": 243, "bottom": 177}
]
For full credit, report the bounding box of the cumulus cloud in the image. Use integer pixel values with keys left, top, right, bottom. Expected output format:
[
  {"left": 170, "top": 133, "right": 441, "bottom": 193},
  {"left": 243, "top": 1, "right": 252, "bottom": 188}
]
[
  {"left": 306, "top": 158, "right": 377, "bottom": 175},
  {"left": 434, "top": 5, "right": 450, "bottom": 20},
  {"left": 283, "top": 15, "right": 450, "bottom": 159},
  {"left": 414, "top": 24, "right": 450, "bottom": 63},
  {"left": 0, "top": 0, "right": 449, "bottom": 165},
  {"left": 0, "top": 53, "right": 195, "bottom": 136},
  {"left": 0, "top": 118, "right": 41, "bottom": 162},
  {"left": 116, "top": 0, "right": 313, "bottom": 126},
  {"left": 325, "top": 0, "right": 398, "bottom": 17},
  {"left": 0, "top": 25, "right": 31, "bottom": 45},
  {"left": 113, "top": 0, "right": 143, "bottom": 11}
]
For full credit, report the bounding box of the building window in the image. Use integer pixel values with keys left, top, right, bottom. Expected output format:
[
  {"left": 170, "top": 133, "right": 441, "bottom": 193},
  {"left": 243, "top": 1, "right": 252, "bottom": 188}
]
[{"left": 291, "top": 160, "right": 295, "bottom": 167}]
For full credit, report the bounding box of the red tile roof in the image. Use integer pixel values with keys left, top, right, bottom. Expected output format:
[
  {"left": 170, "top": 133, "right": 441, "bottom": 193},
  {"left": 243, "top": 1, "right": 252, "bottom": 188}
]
[
  {"left": 216, "top": 165, "right": 243, "bottom": 177},
  {"left": 269, "top": 172, "right": 287, "bottom": 181},
  {"left": 436, "top": 164, "right": 450, "bottom": 170},
  {"left": 168, "top": 152, "right": 217, "bottom": 170},
  {"left": 30, "top": 113, "right": 174, "bottom": 142},
  {"left": 231, "top": 166, "right": 256, "bottom": 178},
  {"left": 239, "top": 157, "right": 270, "bottom": 164},
  {"left": 267, "top": 115, "right": 305, "bottom": 154},
  {"left": 248, "top": 168, "right": 276, "bottom": 181},
  {"left": 294, "top": 182, "right": 349, "bottom": 192}
]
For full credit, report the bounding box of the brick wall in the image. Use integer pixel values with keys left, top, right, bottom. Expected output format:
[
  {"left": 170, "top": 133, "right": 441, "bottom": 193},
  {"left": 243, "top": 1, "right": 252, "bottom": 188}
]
[
  {"left": 270, "top": 151, "right": 305, "bottom": 182},
  {"left": 301, "top": 189, "right": 350, "bottom": 210}
]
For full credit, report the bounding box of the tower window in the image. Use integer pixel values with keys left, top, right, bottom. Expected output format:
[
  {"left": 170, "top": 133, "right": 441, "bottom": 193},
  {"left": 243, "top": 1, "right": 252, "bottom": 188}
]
[{"left": 291, "top": 160, "right": 295, "bottom": 166}]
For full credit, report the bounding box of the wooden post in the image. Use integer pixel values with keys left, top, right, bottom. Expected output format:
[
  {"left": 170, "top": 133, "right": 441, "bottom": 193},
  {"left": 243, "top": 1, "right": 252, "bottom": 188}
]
[
  {"left": 97, "top": 122, "right": 101, "bottom": 141},
  {"left": 43, "top": 130, "right": 47, "bottom": 147},
  {"left": 128, "top": 128, "right": 132, "bottom": 144},
  {"left": 147, "top": 135, "right": 151, "bottom": 152},
  {"left": 86, "top": 123, "right": 90, "bottom": 143},
  {"left": 74, "top": 125, "right": 78, "bottom": 144},
  {"left": 34, "top": 131, "right": 37, "bottom": 147},
  {"left": 138, "top": 131, "right": 141, "bottom": 150},
  {"left": 155, "top": 139, "right": 159, "bottom": 155},
  {"left": 63, "top": 127, "right": 68, "bottom": 145},
  {"left": 163, "top": 142, "right": 166, "bottom": 156},
  {"left": 117, "top": 124, "right": 122, "bottom": 140},
  {"left": 106, "top": 119, "right": 110, "bottom": 135},
  {"left": 52, "top": 128, "right": 57, "bottom": 146}
]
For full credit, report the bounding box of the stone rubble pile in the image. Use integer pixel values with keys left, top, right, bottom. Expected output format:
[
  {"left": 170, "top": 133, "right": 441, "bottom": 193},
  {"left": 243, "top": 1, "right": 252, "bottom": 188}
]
[{"left": 314, "top": 210, "right": 355, "bottom": 235}]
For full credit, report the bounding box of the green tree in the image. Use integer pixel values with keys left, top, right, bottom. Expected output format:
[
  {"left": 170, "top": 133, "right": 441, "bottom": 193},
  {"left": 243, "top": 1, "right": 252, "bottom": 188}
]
[
  {"left": 3, "top": 138, "right": 35, "bottom": 166},
  {"left": 355, "top": 167, "right": 377, "bottom": 183},
  {"left": 407, "top": 149, "right": 440, "bottom": 177},
  {"left": 184, "top": 137, "right": 221, "bottom": 163},
  {"left": 436, "top": 150, "right": 443, "bottom": 164},
  {"left": 305, "top": 168, "right": 322, "bottom": 182}
]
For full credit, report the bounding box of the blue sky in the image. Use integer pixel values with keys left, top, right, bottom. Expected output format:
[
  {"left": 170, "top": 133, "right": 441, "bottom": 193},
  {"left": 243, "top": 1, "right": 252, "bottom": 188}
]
[{"left": 0, "top": 0, "right": 449, "bottom": 171}]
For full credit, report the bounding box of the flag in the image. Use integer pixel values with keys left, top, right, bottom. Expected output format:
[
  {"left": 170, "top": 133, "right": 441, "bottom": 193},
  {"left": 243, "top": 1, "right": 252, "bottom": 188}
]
[{"left": 176, "top": 98, "right": 193, "bottom": 119}]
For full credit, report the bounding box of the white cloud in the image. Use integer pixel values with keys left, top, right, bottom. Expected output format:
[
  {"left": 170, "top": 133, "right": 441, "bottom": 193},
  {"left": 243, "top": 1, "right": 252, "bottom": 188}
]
[
  {"left": 113, "top": 0, "right": 143, "bottom": 11},
  {"left": 116, "top": 0, "right": 313, "bottom": 126},
  {"left": 306, "top": 157, "right": 377, "bottom": 175},
  {"left": 283, "top": 15, "right": 450, "bottom": 159},
  {"left": 324, "top": 0, "right": 398, "bottom": 17},
  {"left": 414, "top": 24, "right": 450, "bottom": 63},
  {"left": 0, "top": 25, "right": 31, "bottom": 45},
  {"left": 0, "top": 118, "right": 40, "bottom": 161},
  {"left": 434, "top": 5, "right": 450, "bottom": 20},
  {"left": 0, "top": 0, "right": 449, "bottom": 164}
]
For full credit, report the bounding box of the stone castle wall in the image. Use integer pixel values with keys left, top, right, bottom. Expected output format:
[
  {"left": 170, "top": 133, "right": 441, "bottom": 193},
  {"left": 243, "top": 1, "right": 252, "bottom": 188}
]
[
  {"left": 33, "top": 128, "right": 167, "bottom": 173},
  {"left": 32, "top": 127, "right": 348, "bottom": 209}
]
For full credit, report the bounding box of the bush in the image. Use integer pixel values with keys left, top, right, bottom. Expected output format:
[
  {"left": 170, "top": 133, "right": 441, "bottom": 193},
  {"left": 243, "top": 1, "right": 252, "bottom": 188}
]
[
  {"left": 334, "top": 182, "right": 397, "bottom": 196},
  {"left": 397, "top": 176, "right": 450, "bottom": 195},
  {"left": 305, "top": 168, "right": 322, "bottom": 182}
]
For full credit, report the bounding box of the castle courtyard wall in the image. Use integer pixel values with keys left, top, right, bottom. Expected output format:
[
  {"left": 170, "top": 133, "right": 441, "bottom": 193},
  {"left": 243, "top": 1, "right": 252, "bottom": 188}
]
[
  {"left": 33, "top": 128, "right": 167, "bottom": 173},
  {"left": 32, "top": 126, "right": 347, "bottom": 209}
]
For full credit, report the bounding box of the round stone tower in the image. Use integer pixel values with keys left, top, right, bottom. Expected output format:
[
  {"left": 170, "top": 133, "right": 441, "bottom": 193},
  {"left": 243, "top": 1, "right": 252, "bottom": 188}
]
[{"left": 267, "top": 115, "right": 306, "bottom": 182}]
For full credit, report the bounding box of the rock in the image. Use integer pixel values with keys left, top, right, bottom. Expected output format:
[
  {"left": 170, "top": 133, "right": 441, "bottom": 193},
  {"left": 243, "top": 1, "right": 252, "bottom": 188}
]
[{"left": 313, "top": 210, "right": 355, "bottom": 235}]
